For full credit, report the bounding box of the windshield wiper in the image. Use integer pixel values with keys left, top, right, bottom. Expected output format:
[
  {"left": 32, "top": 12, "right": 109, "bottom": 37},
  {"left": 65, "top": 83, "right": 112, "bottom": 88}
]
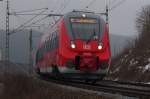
[{"left": 86, "top": 29, "right": 97, "bottom": 44}]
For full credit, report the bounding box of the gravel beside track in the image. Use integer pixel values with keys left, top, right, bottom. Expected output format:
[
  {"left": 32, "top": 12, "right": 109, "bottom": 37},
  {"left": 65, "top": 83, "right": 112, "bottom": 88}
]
[{"left": 40, "top": 76, "right": 150, "bottom": 98}]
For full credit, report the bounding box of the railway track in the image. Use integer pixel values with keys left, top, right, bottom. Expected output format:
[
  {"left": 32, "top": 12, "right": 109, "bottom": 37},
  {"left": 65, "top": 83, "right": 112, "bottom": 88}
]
[{"left": 39, "top": 75, "right": 150, "bottom": 98}]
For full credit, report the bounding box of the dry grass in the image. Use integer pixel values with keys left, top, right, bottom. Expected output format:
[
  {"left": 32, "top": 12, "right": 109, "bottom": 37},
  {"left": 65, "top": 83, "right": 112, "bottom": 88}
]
[{"left": 0, "top": 74, "right": 114, "bottom": 99}]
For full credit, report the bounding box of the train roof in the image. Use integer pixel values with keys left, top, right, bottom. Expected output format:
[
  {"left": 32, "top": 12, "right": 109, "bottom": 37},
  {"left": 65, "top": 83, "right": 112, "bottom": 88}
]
[{"left": 64, "top": 11, "right": 102, "bottom": 19}]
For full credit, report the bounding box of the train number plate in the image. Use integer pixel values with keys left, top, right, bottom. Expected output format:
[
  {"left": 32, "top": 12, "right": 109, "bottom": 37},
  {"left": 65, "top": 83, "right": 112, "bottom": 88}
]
[{"left": 83, "top": 44, "right": 91, "bottom": 49}]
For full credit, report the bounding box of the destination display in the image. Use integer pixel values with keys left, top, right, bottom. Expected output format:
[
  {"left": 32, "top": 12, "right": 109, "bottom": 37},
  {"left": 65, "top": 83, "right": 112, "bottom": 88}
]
[{"left": 70, "top": 18, "right": 97, "bottom": 24}]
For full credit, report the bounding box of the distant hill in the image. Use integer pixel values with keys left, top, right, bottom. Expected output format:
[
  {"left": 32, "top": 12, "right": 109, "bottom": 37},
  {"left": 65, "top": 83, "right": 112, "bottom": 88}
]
[
  {"left": 110, "top": 34, "right": 133, "bottom": 56},
  {"left": 0, "top": 30, "right": 133, "bottom": 63},
  {"left": 0, "top": 30, "right": 41, "bottom": 63}
]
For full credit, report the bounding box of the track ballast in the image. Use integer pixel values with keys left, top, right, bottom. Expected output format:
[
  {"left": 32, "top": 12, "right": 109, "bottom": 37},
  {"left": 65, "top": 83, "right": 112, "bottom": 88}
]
[{"left": 39, "top": 75, "right": 150, "bottom": 98}]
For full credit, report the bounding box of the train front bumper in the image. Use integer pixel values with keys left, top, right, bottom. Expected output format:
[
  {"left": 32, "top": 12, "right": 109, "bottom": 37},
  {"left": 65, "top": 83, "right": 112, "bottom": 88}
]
[
  {"left": 56, "top": 73, "right": 106, "bottom": 80},
  {"left": 55, "top": 67, "right": 109, "bottom": 80}
]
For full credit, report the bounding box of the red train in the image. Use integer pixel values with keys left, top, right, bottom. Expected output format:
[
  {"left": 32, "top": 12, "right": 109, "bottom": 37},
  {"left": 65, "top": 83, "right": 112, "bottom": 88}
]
[{"left": 35, "top": 11, "right": 111, "bottom": 81}]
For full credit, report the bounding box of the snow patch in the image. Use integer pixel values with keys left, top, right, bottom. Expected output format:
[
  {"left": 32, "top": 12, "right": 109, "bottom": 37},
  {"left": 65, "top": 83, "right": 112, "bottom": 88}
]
[
  {"left": 114, "top": 78, "right": 119, "bottom": 81},
  {"left": 143, "top": 63, "right": 150, "bottom": 72},
  {"left": 129, "top": 59, "right": 138, "bottom": 65},
  {"left": 121, "top": 58, "right": 124, "bottom": 62},
  {"left": 147, "top": 82, "right": 150, "bottom": 84},
  {"left": 145, "top": 63, "right": 150, "bottom": 70},
  {"left": 134, "top": 61, "right": 138, "bottom": 65},
  {"left": 129, "top": 50, "right": 132, "bottom": 53},
  {"left": 148, "top": 58, "right": 150, "bottom": 62},
  {"left": 137, "top": 66, "right": 143, "bottom": 69},
  {"left": 124, "top": 54, "right": 128, "bottom": 58},
  {"left": 113, "top": 66, "right": 121, "bottom": 73},
  {"left": 130, "top": 59, "right": 134, "bottom": 65}
]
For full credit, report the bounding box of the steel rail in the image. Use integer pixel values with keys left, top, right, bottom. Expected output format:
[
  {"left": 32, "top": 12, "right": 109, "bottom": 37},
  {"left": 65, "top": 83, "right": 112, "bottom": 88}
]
[
  {"left": 103, "top": 80, "right": 150, "bottom": 87},
  {"left": 38, "top": 75, "right": 150, "bottom": 98}
]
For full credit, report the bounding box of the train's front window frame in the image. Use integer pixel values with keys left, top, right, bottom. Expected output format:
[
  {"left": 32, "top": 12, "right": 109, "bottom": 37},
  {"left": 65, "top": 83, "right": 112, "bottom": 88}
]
[{"left": 69, "top": 17, "right": 100, "bottom": 41}]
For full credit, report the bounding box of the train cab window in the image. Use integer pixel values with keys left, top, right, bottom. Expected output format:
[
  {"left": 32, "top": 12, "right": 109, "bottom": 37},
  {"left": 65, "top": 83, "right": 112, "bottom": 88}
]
[{"left": 70, "top": 18, "right": 99, "bottom": 41}]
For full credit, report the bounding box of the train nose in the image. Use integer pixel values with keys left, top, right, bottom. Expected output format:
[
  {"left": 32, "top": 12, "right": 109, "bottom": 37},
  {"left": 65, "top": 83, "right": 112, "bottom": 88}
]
[{"left": 75, "top": 53, "right": 98, "bottom": 71}]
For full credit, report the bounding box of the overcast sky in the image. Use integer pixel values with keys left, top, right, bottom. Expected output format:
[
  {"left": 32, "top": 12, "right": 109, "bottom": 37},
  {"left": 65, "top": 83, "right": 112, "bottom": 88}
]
[{"left": 0, "top": 0, "right": 150, "bottom": 36}]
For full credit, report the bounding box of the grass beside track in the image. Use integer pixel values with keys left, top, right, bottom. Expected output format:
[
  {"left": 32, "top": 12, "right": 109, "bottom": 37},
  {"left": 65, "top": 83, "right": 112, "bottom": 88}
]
[{"left": 0, "top": 74, "right": 115, "bottom": 99}]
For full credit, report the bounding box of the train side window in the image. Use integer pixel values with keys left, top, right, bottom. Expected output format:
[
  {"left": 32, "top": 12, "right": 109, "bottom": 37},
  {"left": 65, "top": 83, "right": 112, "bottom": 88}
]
[
  {"left": 36, "top": 50, "right": 39, "bottom": 63},
  {"left": 53, "top": 33, "right": 55, "bottom": 48},
  {"left": 52, "top": 33, "right": 54, "bottom": 50},
  {"left": 47, "top": 40, "right": 49, "bottom": 52},
  {"left": 38, "top": 49, "right": 41, "bottom": 61},
  {"left": 42, "top": 46, "right": 45, "bottom": 59},
  {"left": 55, "top": 32, "right": 59, "bottom": 48},
  {"left": 56, "top": 32, "right": 58, "bottom": 48},
  {"left": 49, "top": 34, "right": 52, "bottom": 51},
  {"left": 43, "top": 42, "right": 46, "bottom": 54},
  {"left": 50, "top": 37, "right": 52, "bottom": 51},
  {"left": 48, "top": 36, "right": 50, "bottom": 51},
  {"left": 46, "top": 42, "right": 47, "bottom": 51},
  {"left": 45, "top": 41, "right": 48, "bottom": 53},
  {"left": 54, "top": 32, "right": 56, "bottom": 49},
  {"left": 38, "top": 48, "right": 42, "bottom": 61},
  {"left": 41, "top": 48, "right": 43, "bottom": 59},
  {"left": 53, "top": 33, "right": 55, "bottom": 49}
]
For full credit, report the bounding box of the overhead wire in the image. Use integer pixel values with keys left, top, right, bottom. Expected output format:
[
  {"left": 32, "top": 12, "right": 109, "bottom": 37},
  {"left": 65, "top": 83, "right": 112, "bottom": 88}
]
[
  {"left": 10, "top": 9, "right": 27, "bottom": 28},
  {"left": 10, "top": 9, "right": 48, "bottom": 35},
  {"left": 85, "top": 0, "right": 97, "bottom": 9},
  {"left": 48, "top": 0, "right": 71, "bottom": 26},
  {"left": 45, "top": 0, "right": 63, "bottom": 27},
  {"left": 50, "top": 0, "right": 59, "bottom": 12},
  {"left": 31, "top": 0, "right": 66, "bottom": 30},
  {"left": 10, "top": 15, "right": 49, "bottom": 35},
  {"left": 109, "top": 0, "right": 117, "bottom": 5},
  {"left": 23, "top": 16, "right": 49, "bottom": 31},
  {"left": 109, "top": 0, "right": 127, "bottom": 11},
  {"left": 54, "top": 0, "right": 64, "bottom": 13},
  {"left": 11, "top": 8, "right": 48, "bottom": 14},
  {"left": 48, "top": 0, "right": 72, "bottom": 27},
  {"left": 58, "top": 0, "right": 71, "bottom": 14},
  {"left": 9, "top": 1, "right": 67, "bottom": 36}
]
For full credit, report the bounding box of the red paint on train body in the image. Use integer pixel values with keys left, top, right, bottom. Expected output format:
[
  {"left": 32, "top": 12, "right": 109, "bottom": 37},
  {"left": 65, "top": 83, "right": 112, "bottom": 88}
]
[{"left": 35, "top": 11, "right": 111, "bottom": 80}]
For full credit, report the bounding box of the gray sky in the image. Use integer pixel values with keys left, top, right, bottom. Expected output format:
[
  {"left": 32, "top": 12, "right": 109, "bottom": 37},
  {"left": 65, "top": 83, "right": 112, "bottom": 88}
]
[{"left": 0, "top": 0, "right": 150, "bottom": 36}]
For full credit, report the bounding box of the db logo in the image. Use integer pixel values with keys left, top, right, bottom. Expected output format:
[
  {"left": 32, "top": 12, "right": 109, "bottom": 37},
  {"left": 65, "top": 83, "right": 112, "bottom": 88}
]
[{"left": 83, "top": 44, "right": 91, "bottom": 49}]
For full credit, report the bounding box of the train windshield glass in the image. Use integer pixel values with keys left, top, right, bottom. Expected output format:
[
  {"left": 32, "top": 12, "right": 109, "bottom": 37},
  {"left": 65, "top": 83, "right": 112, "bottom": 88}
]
[{"left": 70, "top": 18, "right": 99, "bottom": 41}]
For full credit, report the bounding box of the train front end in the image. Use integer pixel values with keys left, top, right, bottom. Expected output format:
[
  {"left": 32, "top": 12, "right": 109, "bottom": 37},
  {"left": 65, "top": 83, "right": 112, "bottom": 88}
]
[{"left": 58, "top": 11, "right": 111, "bottom": 80}]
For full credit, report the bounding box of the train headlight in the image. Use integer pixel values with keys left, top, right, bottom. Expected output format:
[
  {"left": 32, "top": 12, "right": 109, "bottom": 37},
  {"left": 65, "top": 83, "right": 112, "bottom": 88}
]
[
  {"left": 82, "top": 14, "right": 86, "bottom": 18},
  {"left": 71, "top": 44, "right": 76, "bottom": 49},
  {"left": 98, "top": 43, "right": 103, "bottom": 50},
  {"left": 71, "top": 41, "right": 76, "bottom": 49}
]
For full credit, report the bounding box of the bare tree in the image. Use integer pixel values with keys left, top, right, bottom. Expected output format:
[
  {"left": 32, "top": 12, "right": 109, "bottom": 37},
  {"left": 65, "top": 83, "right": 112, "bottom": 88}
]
[
  {"left": 136, "top": 5, "right": 150, "bottom": 48},
  {"left": 136, "top": 5, "right": 150, "bottom": 40}
]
